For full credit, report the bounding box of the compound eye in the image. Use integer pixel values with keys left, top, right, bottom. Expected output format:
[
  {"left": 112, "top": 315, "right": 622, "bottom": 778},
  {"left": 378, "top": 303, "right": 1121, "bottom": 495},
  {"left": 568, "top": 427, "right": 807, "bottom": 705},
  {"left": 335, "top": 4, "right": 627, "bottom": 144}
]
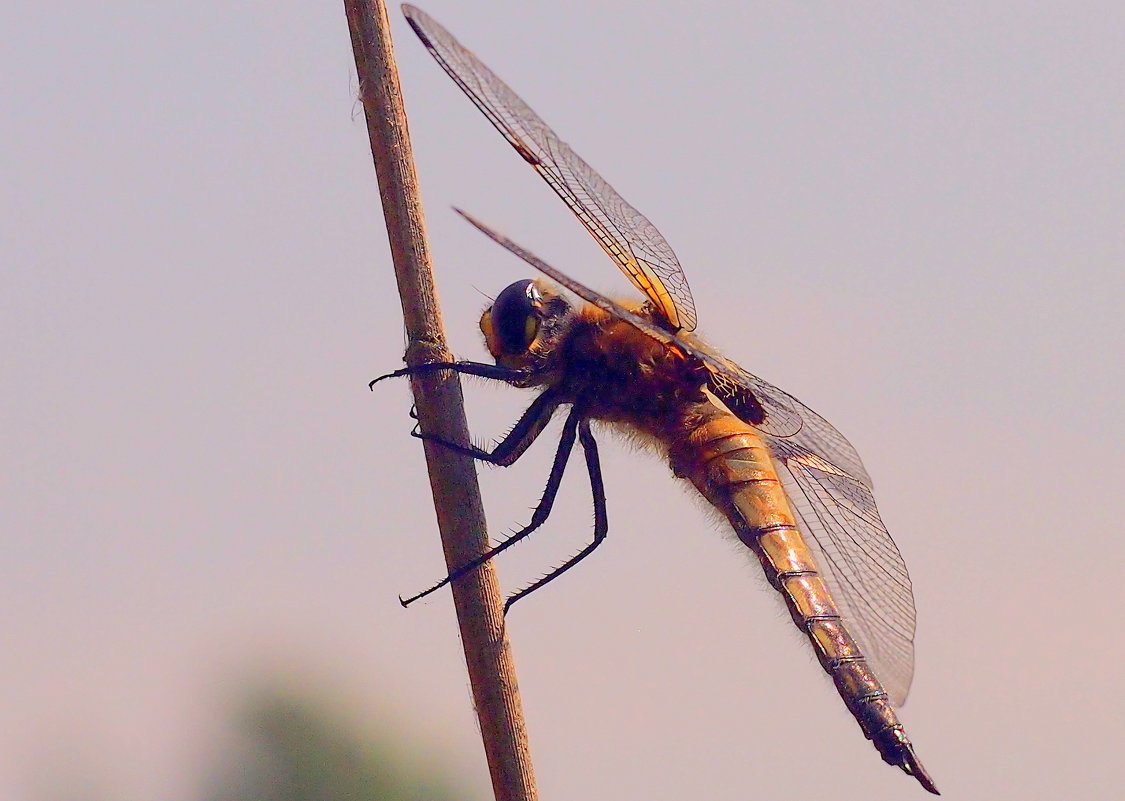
[{"left": 490, "top": 279, "right": 542, "bottom": 355}]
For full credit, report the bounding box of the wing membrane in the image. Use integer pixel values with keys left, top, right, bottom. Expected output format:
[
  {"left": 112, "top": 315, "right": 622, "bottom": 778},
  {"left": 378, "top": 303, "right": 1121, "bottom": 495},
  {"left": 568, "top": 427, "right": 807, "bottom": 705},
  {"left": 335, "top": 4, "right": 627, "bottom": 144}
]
[
  {"left": 699, "top": 346, "right": 873, "bottom": 485},
  {"left": 403, "top": 4, "right": 697, "bottom": 332},
  {"left": 770, "top": 440, "right": 916, "bottom": 705},
  {"left": 455, "top": 208, "right": 917, "bottom": 705}
]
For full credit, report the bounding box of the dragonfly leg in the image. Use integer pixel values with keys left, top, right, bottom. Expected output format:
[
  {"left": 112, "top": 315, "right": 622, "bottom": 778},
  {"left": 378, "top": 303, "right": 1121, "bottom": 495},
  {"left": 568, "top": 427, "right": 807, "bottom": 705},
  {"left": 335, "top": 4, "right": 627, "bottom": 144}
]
[
  {"left": 413, "top": 389, "right": 560, "bottom": 466},
  {"left": 366, "top": 362, "right": 528, "bottom": 389},
  {"left": 503, "top": 418, "right": 607, "bottom": 614},
  {"left": 399, "top": 408, "right": 581, "bottom": 607},
  {"left": 369, "top": 359, "right": 531, "bottom": 388}
]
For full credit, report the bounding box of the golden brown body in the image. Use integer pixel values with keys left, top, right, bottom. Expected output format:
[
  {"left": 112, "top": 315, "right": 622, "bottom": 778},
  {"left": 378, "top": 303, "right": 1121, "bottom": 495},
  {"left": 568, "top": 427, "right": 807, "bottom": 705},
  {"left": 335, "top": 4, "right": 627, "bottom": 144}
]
[
  {"left": 670, "top": 404, "right": 925, "bottom": 774},
  {"left": 535, "top": 305, "right": 930, "bottom": 782},
  {"left": 387, "top": 257, "right": 936, "bottom": 791}
]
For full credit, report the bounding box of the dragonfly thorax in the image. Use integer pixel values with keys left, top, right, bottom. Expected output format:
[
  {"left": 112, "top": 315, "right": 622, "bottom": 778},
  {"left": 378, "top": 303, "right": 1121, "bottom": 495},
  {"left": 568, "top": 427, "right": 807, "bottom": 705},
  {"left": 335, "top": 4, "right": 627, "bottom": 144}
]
[{"left": 559, "top": 310, "right": 712, "bottom": 429}]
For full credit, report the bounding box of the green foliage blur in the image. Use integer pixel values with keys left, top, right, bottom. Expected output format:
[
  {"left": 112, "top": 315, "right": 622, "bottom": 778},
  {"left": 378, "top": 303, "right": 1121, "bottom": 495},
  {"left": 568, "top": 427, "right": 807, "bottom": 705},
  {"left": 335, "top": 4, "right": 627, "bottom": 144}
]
[{"left": 203, "top": 687, "right": 474, "bottom": 801}]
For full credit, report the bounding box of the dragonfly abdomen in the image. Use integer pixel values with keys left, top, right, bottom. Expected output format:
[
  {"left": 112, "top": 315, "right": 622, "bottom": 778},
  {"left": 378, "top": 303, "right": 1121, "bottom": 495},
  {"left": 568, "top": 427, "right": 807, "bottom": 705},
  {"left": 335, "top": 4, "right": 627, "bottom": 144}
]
[{"left": 669, "top": 402, "right": 938, "bottom": 794}]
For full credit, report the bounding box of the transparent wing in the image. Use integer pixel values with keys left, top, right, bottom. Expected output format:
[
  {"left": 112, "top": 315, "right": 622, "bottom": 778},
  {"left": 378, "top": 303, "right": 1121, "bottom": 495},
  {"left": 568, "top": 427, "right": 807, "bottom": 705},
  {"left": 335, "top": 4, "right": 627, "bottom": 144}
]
[
  {"left": 691, "top": 346, "right": 916, "bottom": 702},
  {"left": 403, "top": 4, "right": 697, "bottom": 332},
  {"left": 697, "top": 346, "right": 872, "bottom": 485},
  {"left": 454, "top": 208, "right": 917, "bottom": 706},
  {"left": 769, "top": 439, "right": 916, "bottom": 705}
]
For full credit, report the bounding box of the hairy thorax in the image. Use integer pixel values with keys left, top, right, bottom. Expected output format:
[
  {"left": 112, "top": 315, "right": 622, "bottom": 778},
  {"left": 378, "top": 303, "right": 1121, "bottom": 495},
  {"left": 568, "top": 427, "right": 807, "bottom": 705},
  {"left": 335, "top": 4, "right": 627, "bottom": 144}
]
[{"left": 552, "top": 307, "right": 713, "bottom": 441}]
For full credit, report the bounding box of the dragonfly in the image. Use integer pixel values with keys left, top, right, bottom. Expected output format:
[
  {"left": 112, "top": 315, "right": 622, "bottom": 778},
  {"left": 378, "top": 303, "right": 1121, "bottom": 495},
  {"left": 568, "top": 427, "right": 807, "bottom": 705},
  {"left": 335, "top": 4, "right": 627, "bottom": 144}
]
[{"left": 376, "top": 5, "right": 938, "bottom": 794}]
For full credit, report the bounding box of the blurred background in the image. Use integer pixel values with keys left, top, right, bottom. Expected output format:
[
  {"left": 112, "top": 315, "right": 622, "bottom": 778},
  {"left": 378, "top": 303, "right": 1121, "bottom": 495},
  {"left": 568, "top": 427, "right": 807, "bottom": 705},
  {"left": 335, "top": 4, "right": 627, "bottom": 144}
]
[{"left": 3, "top": 1, "right": 1123, "bottom": 799}]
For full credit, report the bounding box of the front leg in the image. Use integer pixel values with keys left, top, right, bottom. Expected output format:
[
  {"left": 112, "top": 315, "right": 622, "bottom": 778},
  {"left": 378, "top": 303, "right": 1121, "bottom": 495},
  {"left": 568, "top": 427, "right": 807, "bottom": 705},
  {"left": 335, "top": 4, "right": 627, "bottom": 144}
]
[
  {"left": 370, "top": 359, "right": 530, "bottom": 388},
  {"left": 414, "top": 389, "right": 561, "bottom": 466},
  {"left": 373, "top": 359, "right": 553, "bottom": 464}
]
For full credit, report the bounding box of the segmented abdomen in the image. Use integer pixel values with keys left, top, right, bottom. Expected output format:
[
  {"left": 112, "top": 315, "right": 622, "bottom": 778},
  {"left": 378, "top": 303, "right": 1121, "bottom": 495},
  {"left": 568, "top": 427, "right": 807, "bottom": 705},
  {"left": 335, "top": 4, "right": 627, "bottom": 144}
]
[{"left": 668, "top": 402, "right": 932, "bottom": 788}]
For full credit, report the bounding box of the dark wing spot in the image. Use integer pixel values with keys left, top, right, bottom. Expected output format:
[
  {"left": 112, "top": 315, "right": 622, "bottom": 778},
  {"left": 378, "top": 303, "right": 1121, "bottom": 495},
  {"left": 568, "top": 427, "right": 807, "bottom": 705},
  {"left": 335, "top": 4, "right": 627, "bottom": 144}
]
[{"left": 708, "top": 371, "right": 767, "bottom": 425}]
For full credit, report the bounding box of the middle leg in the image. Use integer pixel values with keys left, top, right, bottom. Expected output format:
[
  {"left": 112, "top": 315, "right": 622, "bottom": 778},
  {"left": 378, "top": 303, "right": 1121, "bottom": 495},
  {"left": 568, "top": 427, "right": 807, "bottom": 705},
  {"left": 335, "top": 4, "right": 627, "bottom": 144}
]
[{"left": 400, "top": 407, "right": 583, "bottom": 606}]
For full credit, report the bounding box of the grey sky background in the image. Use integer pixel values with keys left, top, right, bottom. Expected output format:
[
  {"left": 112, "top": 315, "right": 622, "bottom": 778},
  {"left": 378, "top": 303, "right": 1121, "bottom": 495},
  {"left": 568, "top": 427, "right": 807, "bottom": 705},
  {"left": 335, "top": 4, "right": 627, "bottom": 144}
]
[{"left": 3, "top": 1, "right": 1123, "bottom": 799}]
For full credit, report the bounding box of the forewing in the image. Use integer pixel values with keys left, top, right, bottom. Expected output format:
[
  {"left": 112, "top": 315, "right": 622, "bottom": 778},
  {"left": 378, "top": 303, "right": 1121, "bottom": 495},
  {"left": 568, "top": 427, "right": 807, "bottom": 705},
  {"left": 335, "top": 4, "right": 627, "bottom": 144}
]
[
  {"left": 456, "top": 210, "right": 918, "bottom": 704},
  {"left": 455, "top": 209, "right": 685, "bottom": 348},
  {"left": 403, "top": 4, "right": 697, "bottom": 332},
  {"left": 769, "top": 438, "right": 917, "bottom": 705}
]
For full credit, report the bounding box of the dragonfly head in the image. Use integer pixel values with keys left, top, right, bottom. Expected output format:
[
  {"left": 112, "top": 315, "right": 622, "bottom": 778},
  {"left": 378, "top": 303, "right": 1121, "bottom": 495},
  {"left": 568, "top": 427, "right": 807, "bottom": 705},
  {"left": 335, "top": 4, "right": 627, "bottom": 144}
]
[{"left": 480, "top": 278, "right": 572, "bottom": 371}]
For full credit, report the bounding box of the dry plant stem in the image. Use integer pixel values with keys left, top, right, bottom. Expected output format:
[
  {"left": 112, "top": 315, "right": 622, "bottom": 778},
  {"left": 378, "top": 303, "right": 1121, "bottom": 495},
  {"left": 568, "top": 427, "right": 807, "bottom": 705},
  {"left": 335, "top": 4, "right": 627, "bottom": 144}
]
[{"left": 343, "top": 2, "right": 538, "bottom": 800}]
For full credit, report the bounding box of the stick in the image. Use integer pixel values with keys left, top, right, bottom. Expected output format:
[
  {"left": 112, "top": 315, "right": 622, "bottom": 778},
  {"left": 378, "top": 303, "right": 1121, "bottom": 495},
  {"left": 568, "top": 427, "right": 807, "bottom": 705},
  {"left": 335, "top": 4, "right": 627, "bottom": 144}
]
[{"left": 342, "top": 3, "right": 538, "bottom": 799}]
